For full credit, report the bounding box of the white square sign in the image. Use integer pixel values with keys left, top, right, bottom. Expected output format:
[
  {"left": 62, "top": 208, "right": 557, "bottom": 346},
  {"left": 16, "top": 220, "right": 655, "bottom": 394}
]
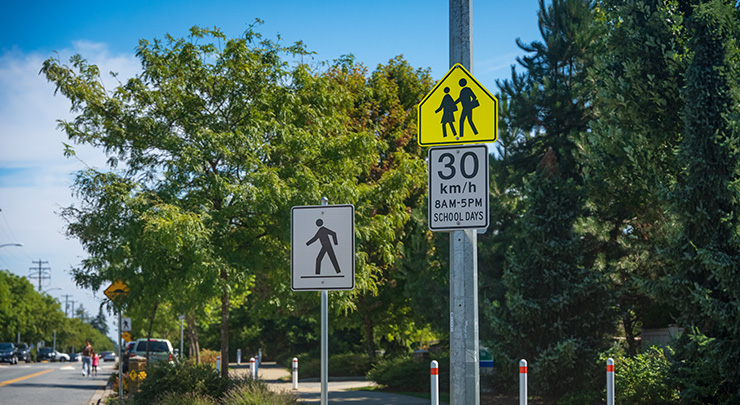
[
  {"left": 291, "top": 204, "right": 355, "bottom": 291},
  {"left": 428, "top": 144, "right": 489, "bottom": 231},
  {"left": 122, "top": 317, "right": 132, "bottom": 332}
]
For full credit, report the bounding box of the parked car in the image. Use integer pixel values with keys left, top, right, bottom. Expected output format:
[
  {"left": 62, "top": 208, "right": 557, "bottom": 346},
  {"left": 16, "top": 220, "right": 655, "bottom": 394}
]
[
  {"left": 132, "top": 338, "right": 174, "bottom": 364},
  {"left": 121, "top": 341, "right": 136, "bottom": 372},
  {"left": 15, "top": 343, "right": 31, "bottom": 363},
  {"left": 0, "top": 342, "right": 19, "bottom": 364},
  {"left": 55, "top": 351, "right": 70, "bottom": 362},
  {"left": 100, "top": 351, "right": 117, "bottom": 362},
  {"left": 69, "top": 352, "right": 81, "bottom": 362},
  {"left": 37, "top": 347, "right": 69, "bottom": 362},
  {"left": 37, "top": 347, "right": 56, "bottom": 361}
]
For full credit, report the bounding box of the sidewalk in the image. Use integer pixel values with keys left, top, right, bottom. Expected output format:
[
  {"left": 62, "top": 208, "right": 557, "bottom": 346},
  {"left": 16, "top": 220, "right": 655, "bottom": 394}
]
[{"left": 232, "top": 362, "right": 448, "bottom": 404}]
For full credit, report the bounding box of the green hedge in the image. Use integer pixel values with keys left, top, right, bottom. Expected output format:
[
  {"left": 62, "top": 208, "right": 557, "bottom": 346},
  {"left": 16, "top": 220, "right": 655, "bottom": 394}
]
[
  {"left": 367, "top": 354, "right": 449, "bottom": 392},
  {"left": 289, "top": 352, "right": 373, "bottom": 379}
]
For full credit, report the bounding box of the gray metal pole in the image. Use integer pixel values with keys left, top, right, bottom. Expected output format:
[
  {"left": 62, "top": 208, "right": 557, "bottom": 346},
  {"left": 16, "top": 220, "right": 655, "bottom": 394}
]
[
  {"left": 320, "top": 196, "right": 329, "bottom": 405},
  {"left": 449, "top": 1, "right": 480, "bottom": 404},
  {"left": 180, "top": 316, "right": 184, "bottom": 360},
  {"left": 118, "top": 311, "right": 123, "bottom": 402}
]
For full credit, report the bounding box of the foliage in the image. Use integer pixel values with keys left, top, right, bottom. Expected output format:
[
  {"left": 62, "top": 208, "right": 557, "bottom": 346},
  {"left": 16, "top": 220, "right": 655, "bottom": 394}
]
[
  {"left": 0, "top": 270, "right": 112, "bottom": 352},
  {"left": 366, "top": 353, "right": 449, "bottom": 393},
  {"left": 664, "top": 1, "right": 740, "bottom": 403},
  {"left": 488, "top": 149, "right": 615, "bottom": 401},
  {"left": 133, "top": 361, "right": 234, "bottom": 404},
  {"left": 221, "top": 381, "right": 298, "bottom": 405},
  {"left": 613, "top": 346, "right": 679, "bottom": 404},
  {"left": 291, "top": 352, "right": 373, "bottom": 379},
  {"left": 198, "top": 349, "right": 220, "bottom": 365}
]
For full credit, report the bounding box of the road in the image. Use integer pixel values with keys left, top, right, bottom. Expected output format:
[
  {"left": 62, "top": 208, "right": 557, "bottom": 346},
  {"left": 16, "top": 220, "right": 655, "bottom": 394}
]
[{"left": 0, "top": 360, "right": 112, "bottom": 405}]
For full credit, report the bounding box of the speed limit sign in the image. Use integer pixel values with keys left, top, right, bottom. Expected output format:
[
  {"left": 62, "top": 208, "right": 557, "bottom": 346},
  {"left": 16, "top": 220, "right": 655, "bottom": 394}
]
[{"left": 428, "top": 144, "right": 489, "bottom": 231}]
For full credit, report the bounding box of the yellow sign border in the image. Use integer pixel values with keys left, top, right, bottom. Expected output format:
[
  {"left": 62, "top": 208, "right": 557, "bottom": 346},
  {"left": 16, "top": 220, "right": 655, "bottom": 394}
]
[{"left": 417, "top": 63, "right": 498, "bottom": 147}]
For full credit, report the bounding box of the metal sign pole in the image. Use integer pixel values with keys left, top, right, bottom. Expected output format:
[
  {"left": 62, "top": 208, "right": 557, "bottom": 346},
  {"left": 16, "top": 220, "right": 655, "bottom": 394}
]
[
  {"left": 320, "top": 196, "right": 329, "bottom": 405},
  {"left": 118, "top": 310, "right": 123, "bottom": 402},
  {"left": 449, "top": 1, "right": 480, "bottom": 404}
]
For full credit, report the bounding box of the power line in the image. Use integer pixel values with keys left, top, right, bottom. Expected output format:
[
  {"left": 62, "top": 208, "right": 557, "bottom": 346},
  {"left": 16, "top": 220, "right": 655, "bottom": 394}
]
[{"left": 28, "top": 259, "right": 51, "bottom": 291}]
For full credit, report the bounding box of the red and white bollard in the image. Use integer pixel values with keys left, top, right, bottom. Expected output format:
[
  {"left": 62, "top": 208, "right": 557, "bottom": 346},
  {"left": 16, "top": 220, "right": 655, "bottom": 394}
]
[
  {"left": 519, "top": 359, "right": 528, "bottom": 405},
  {"left": 430, "top": 360, "right": 439, "bottom": 405},
  {"left": 250, "top": 357, "right": 256, "bottom": 379},
  {"left": 216, "top": 355, "right": 221, "bottom": 373},
  {"left": 292, "top": 357, "right": 299, "bottom": 390},
  {"left": 606, "top": 358, "right": 615, "bottom": 405}
]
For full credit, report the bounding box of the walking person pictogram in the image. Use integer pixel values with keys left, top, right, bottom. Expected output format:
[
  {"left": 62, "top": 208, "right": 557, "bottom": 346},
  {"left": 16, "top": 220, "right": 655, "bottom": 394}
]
[
  {"left": 306, "top": 219, "right": 341, "bottom": 275},
  {"left": 435, "top": 87, "right": 458, "bottom": 138},
  {"left": 455, "top": 78, "right": 479, "bottom": 137}
]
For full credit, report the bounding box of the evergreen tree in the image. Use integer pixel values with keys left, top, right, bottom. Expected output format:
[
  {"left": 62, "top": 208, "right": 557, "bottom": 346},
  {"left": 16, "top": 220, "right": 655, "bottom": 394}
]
[
  {"left": 89, "top": 307, "right": 108, "bottom": 336},
  {"left": 667, "top": 1, "right": 740, "bottom": 402},
  {"left": 580, "top": 0, "right": 687, "bottom": 355},
  {"left": 488, "top": 148, "right": 615, "bottom": 401}
]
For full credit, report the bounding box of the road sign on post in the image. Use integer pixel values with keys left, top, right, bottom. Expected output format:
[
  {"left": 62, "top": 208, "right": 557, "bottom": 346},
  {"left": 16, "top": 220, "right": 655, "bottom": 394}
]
[
  {"left": 418, "top": 63, "right": 498, "bottom": 147},
  {"left": 291, "top": 204, "right": 355, "bottom": 291},
  {"left": 121, "top": 317, "right": 132, "bottom": 332},
  {"left": 103, "top": 280, "right": 129, "bottom": 303},
  {"left": 428, "top": 144, "right": 489, "bottom": 231}
]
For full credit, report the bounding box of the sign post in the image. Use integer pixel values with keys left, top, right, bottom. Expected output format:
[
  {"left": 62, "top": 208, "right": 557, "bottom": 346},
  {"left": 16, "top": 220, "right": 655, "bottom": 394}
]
[
  {"left": 104, "top": 280, "right": 129, "bottom": 403},
  {"left": 292, "top": 199, "right": 355, "bottom": 405}
]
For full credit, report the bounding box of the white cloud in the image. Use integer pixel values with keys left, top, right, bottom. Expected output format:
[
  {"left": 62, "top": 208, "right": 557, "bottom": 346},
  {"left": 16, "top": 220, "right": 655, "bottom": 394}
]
[{"left": 0, "top": 43, "right": 141, "bottom": 344}]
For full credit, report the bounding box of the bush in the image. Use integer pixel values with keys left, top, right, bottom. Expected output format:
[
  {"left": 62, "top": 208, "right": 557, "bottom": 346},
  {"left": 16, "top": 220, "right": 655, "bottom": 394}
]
[
  {"left": 367, "top": 354, "right": 449, "bottom": 392},
  {"left": 615, "top": 346, "right": 679, "bottom": 404},
  {"left": 222, "top": 381, "right": 298, "bottom": 405},
  {"left": 154, "top": 392, "right": 215, "bottom": 405},
  {"left": 133, "top": 361, "right": 233, "bottom": 404},
  {"left": 199, "top": 349, "right": 220, "bottom": 365},
  {"left": 290, "top": 352, "right": 373, "bottom": 379}
]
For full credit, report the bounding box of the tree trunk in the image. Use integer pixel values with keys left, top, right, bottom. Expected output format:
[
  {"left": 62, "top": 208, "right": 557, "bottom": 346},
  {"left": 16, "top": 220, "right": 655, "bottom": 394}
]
[
  {"left": 220, "top": 269, "right": 229, "bottom": 378},
  {"left": 363, "top": 314, "right": 376, "bottom": 361},
  {"left": 187, "top": 313, "right": 200, "bottom": 364},
  {"left": 145, "top": 302, "right": 159, "bottom": 367}
]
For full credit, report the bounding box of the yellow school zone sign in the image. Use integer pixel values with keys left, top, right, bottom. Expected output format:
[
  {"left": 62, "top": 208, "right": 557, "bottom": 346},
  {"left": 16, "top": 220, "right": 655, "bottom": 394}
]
[{"left": 418, "top": 64, "right": 498, "bottom": 146}]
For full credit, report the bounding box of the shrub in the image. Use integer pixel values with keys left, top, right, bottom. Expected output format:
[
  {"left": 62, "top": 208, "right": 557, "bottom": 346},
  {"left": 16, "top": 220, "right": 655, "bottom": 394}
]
[
  {"left": 199, "top": 349, "right": 220, "bottom": 365},
  {"left": 133, "top": 361, "right": 233, "bottom": 405},
  {"left": 367, "top": 354, "right": 449, "bottom": 392},
  {"left": 222, "top": 380, "right": 298, "bottom": 405},
  {"left": 615, "top": 346, "right": 679, "bottom": 404},
  {"left": 154, "top": 392, "right": 215, "bottom": 405},
  {"left": 289, "top": 352, "right": 373, "bottom": 379}
]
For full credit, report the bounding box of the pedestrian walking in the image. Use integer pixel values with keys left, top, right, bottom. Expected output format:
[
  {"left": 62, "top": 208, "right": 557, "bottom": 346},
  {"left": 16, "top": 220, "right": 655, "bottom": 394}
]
[
  {"left": 91, "top": 351, "right": 99, "bottom": 376},
  {"left": 81, "top": 340, "right": 93, "bottom": 377}
]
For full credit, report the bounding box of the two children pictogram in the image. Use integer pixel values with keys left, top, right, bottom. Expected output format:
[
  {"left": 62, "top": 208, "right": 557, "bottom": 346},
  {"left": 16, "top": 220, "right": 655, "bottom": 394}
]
[{"left": 435, "top": 78, "right": 479, "bottom": 139}]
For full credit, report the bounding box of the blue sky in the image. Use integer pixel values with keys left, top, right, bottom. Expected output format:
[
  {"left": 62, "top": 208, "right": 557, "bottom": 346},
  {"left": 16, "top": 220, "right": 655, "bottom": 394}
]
[{"left": 0, "top": 0, "right": 542, "bottom": 344}]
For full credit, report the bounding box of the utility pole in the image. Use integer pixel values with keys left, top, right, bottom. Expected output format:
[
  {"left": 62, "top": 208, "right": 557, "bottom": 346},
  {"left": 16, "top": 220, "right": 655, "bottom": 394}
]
[
  {"left": 449, "top": 1, "right": 480, "bottom": 404},
  {"left": 61, "top": 294, "right": 73, "bottom": 317},
  {"left": 29, "top": 259, "right": 51, "bottom": 292},
  {"left": 69, "top": 300, "right": 76, "bottom": 319}
]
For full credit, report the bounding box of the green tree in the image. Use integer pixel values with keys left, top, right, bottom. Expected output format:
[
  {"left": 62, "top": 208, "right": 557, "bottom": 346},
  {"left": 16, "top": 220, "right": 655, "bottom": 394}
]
[
  {"left": 666, "top": 1, "right": 740, "bottom": 402},
  {"left": 488, "top": 149, "right": 615, "bottom": 401},
  {"left": 580, "top": 0, "right": 687, "bottom": 355},
  {"left": 43, "top": 25, "right": 436, "bottom": 373},
  {"left": 0, "top": 270, "right": 65, "bottom": 345}
]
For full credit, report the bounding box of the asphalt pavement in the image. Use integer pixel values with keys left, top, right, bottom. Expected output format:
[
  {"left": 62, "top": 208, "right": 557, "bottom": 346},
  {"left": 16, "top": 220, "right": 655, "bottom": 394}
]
[{"left": 239, "top": 362, "right": 449, "bottom": 405}]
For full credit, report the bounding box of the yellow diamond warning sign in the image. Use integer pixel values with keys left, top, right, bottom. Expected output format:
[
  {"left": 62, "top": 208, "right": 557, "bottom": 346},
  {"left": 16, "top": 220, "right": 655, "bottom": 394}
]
[{"left": 418, "top": 64, "right": 498, "bottom": 146}]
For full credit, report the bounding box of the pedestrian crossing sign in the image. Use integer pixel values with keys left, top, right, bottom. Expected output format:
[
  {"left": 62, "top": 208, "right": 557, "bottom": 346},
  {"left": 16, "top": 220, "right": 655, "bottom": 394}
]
[
  {"left": 291, "top": 204, "right": 355, "bottom": 291},
  {"left": 418, "top": 64, "right": 498, "bottom": 146}
]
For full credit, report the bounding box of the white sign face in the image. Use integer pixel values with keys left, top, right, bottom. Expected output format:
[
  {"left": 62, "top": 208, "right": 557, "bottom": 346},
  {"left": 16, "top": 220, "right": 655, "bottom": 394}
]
[
  {"left": 428, "top": 144, "right": 489, "bottom": 231},
  {"left": 292, "top": 204, "right": 355, "bottom": 291},
  {"left": 121, "top": 317, "right": 132, "bottom": 332}
]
